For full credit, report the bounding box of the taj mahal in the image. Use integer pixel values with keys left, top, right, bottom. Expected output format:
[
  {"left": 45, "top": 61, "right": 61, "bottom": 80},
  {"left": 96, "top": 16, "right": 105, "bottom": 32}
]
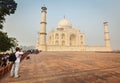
[{"left": 36, "top": 6, "right": 112, "bottom": 51}]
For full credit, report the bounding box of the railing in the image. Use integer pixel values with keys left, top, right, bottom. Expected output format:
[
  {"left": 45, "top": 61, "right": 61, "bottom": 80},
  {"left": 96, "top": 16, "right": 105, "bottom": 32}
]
[{"left": 0, "top": 52, "right": 29, "bottom": 79}]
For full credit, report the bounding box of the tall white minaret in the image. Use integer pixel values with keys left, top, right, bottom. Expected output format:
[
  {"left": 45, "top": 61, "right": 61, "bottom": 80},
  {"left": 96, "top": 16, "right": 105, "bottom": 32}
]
[
  {"left": 104, "top": 22, "right": 111, "bottom": 48},
  {"left": 39, "top": 5, "right": 47, "bottom": 51}
]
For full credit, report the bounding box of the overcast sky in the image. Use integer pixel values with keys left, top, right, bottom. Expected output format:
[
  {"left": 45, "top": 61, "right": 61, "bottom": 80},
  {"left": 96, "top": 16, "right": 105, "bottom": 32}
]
[{"left": 3, "top": 0, "right": 120, "bottom": 50}]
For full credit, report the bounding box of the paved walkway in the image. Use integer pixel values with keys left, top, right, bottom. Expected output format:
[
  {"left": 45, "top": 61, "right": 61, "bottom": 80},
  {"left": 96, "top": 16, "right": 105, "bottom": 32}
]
[{"left": 0, "top": 52, "right": 120, "bottom": 83}]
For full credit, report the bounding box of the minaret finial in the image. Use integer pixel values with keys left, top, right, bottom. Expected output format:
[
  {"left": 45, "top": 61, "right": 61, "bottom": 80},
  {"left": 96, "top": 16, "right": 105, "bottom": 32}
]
[
  {"left": 43, "top": 4, "right": 45, "bottom": 7},
  {"left": 64, "top": 15, "right": 66, "bottom": 19},
  {"left": 41, "top": 4, "right": 47, "bottom": 10}
]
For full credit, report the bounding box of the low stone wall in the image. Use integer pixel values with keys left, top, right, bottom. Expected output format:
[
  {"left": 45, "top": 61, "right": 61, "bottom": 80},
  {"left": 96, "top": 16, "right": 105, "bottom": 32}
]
[{"left": 46, "top": 45, "right": 112, "bottom": 51}]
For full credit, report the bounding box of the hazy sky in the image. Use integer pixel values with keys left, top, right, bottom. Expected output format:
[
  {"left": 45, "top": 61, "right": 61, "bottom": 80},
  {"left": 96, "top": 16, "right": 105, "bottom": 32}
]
[{"left": 3, "top": 0, "right": 120, "bottom": 50}]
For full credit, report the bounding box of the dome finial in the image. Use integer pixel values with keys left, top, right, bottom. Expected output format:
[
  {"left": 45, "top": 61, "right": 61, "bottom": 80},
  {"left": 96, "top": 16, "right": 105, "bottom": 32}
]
[{"left": 57, "top": 17, "right": 72, "bottom": 29}]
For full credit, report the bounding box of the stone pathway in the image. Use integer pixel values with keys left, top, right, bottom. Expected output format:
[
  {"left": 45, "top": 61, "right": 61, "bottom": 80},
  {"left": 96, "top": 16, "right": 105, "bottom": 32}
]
[{"left": 0, "top": 52, "right": 120, "bottom": 83}]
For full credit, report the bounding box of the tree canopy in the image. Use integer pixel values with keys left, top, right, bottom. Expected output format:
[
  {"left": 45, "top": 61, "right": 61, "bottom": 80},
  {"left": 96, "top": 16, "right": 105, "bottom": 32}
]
[
  {"left": 0, "top": 0, "right": 17, "bottom": 29},
  {"left": 0, "top": 0, "right": 18, "bottom": 52},
  {"left": 0, "top": 31, "right": 18, "bottom": 52}
]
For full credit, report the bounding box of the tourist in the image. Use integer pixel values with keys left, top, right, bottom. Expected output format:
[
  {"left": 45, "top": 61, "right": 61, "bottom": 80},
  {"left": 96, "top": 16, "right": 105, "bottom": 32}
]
[
  {"left": 1, "top": 58, "right": 7, "bottom": 67},
  {"left": 10, "top": 47, "right": 23, "bottom": 78}
]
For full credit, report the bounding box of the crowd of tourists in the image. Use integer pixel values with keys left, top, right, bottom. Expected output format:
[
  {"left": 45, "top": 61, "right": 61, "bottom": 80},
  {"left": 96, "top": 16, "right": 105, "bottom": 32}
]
[
  {"left": 0, "top": 49, "right": 40, "bottom": 68},
  {"left": 26, "top": 49, "right": 40, "bottom": 54},
  {"left": 0, "top": 53, "right": 10, "bottom": 68}
]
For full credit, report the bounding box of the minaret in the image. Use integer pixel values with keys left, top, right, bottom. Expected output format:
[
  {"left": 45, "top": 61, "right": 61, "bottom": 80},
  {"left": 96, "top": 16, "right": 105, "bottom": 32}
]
[
  {"left": 103, "top": 22, "right": 111, "bottom": 48},
  {"left": 39, "top": 5, "right": 47, "bottom": 51}
]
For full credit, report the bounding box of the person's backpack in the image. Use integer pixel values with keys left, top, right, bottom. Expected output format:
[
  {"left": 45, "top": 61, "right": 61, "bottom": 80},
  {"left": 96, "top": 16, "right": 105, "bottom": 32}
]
[{"left": 9, "top": 52, "right": 16, "bottom": 62}]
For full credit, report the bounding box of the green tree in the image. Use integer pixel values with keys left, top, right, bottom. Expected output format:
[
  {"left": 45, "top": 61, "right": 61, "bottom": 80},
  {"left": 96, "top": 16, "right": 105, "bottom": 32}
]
[
  {"left": 0, "top": 31, "right": 18, "bottom": 52},
  {"left": 0, "top": 0, "right": 17, "bottom": 29},
  {"left": 0, "top": 0, "right": 18, "bottom": 52}
]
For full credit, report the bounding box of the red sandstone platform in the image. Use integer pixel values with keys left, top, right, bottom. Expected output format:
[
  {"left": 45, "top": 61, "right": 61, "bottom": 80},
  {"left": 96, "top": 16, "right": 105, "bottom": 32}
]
[{"left": 0, "top": 52, "right": 120, "bottom": 83}]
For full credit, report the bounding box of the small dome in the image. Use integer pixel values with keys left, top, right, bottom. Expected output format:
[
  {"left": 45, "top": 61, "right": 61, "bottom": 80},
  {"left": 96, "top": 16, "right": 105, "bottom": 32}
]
[{"left": 57, "top": 18, "right": 72, "bottom": 29}]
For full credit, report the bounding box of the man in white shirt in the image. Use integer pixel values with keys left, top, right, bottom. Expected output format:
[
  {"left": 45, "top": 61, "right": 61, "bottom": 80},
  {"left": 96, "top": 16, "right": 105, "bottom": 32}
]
[{"left": 10, "top": 47, "right": 23, "bottom": 78}]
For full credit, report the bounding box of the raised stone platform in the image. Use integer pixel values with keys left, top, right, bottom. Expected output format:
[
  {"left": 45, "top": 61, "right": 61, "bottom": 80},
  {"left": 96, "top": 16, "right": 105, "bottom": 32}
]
[{"left": 0, "top": 52, "right": 120, "bottom": 83}]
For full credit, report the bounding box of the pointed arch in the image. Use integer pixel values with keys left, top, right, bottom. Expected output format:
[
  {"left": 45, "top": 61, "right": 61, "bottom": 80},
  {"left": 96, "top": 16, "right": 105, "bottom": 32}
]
[
  {"left": 70, "top": 34, "right": 76, "bottom": 46},
  {"left": 62, "top": 41, "right": 65, "bottom": 46},
  {"left": 61, "top": 33, "right": 65, "bottom": 39},
  {"left": 55, "top": 40, "right": 59, "bottom": 45},
  {"left": 55, "top": 33, "right": 59, "bottom": 39}
]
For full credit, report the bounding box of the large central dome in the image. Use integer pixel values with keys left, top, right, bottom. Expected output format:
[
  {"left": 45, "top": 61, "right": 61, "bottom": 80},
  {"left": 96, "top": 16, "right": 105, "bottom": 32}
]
[{"left": 57, "top": 18, "right": 72, "bottom": 29}]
